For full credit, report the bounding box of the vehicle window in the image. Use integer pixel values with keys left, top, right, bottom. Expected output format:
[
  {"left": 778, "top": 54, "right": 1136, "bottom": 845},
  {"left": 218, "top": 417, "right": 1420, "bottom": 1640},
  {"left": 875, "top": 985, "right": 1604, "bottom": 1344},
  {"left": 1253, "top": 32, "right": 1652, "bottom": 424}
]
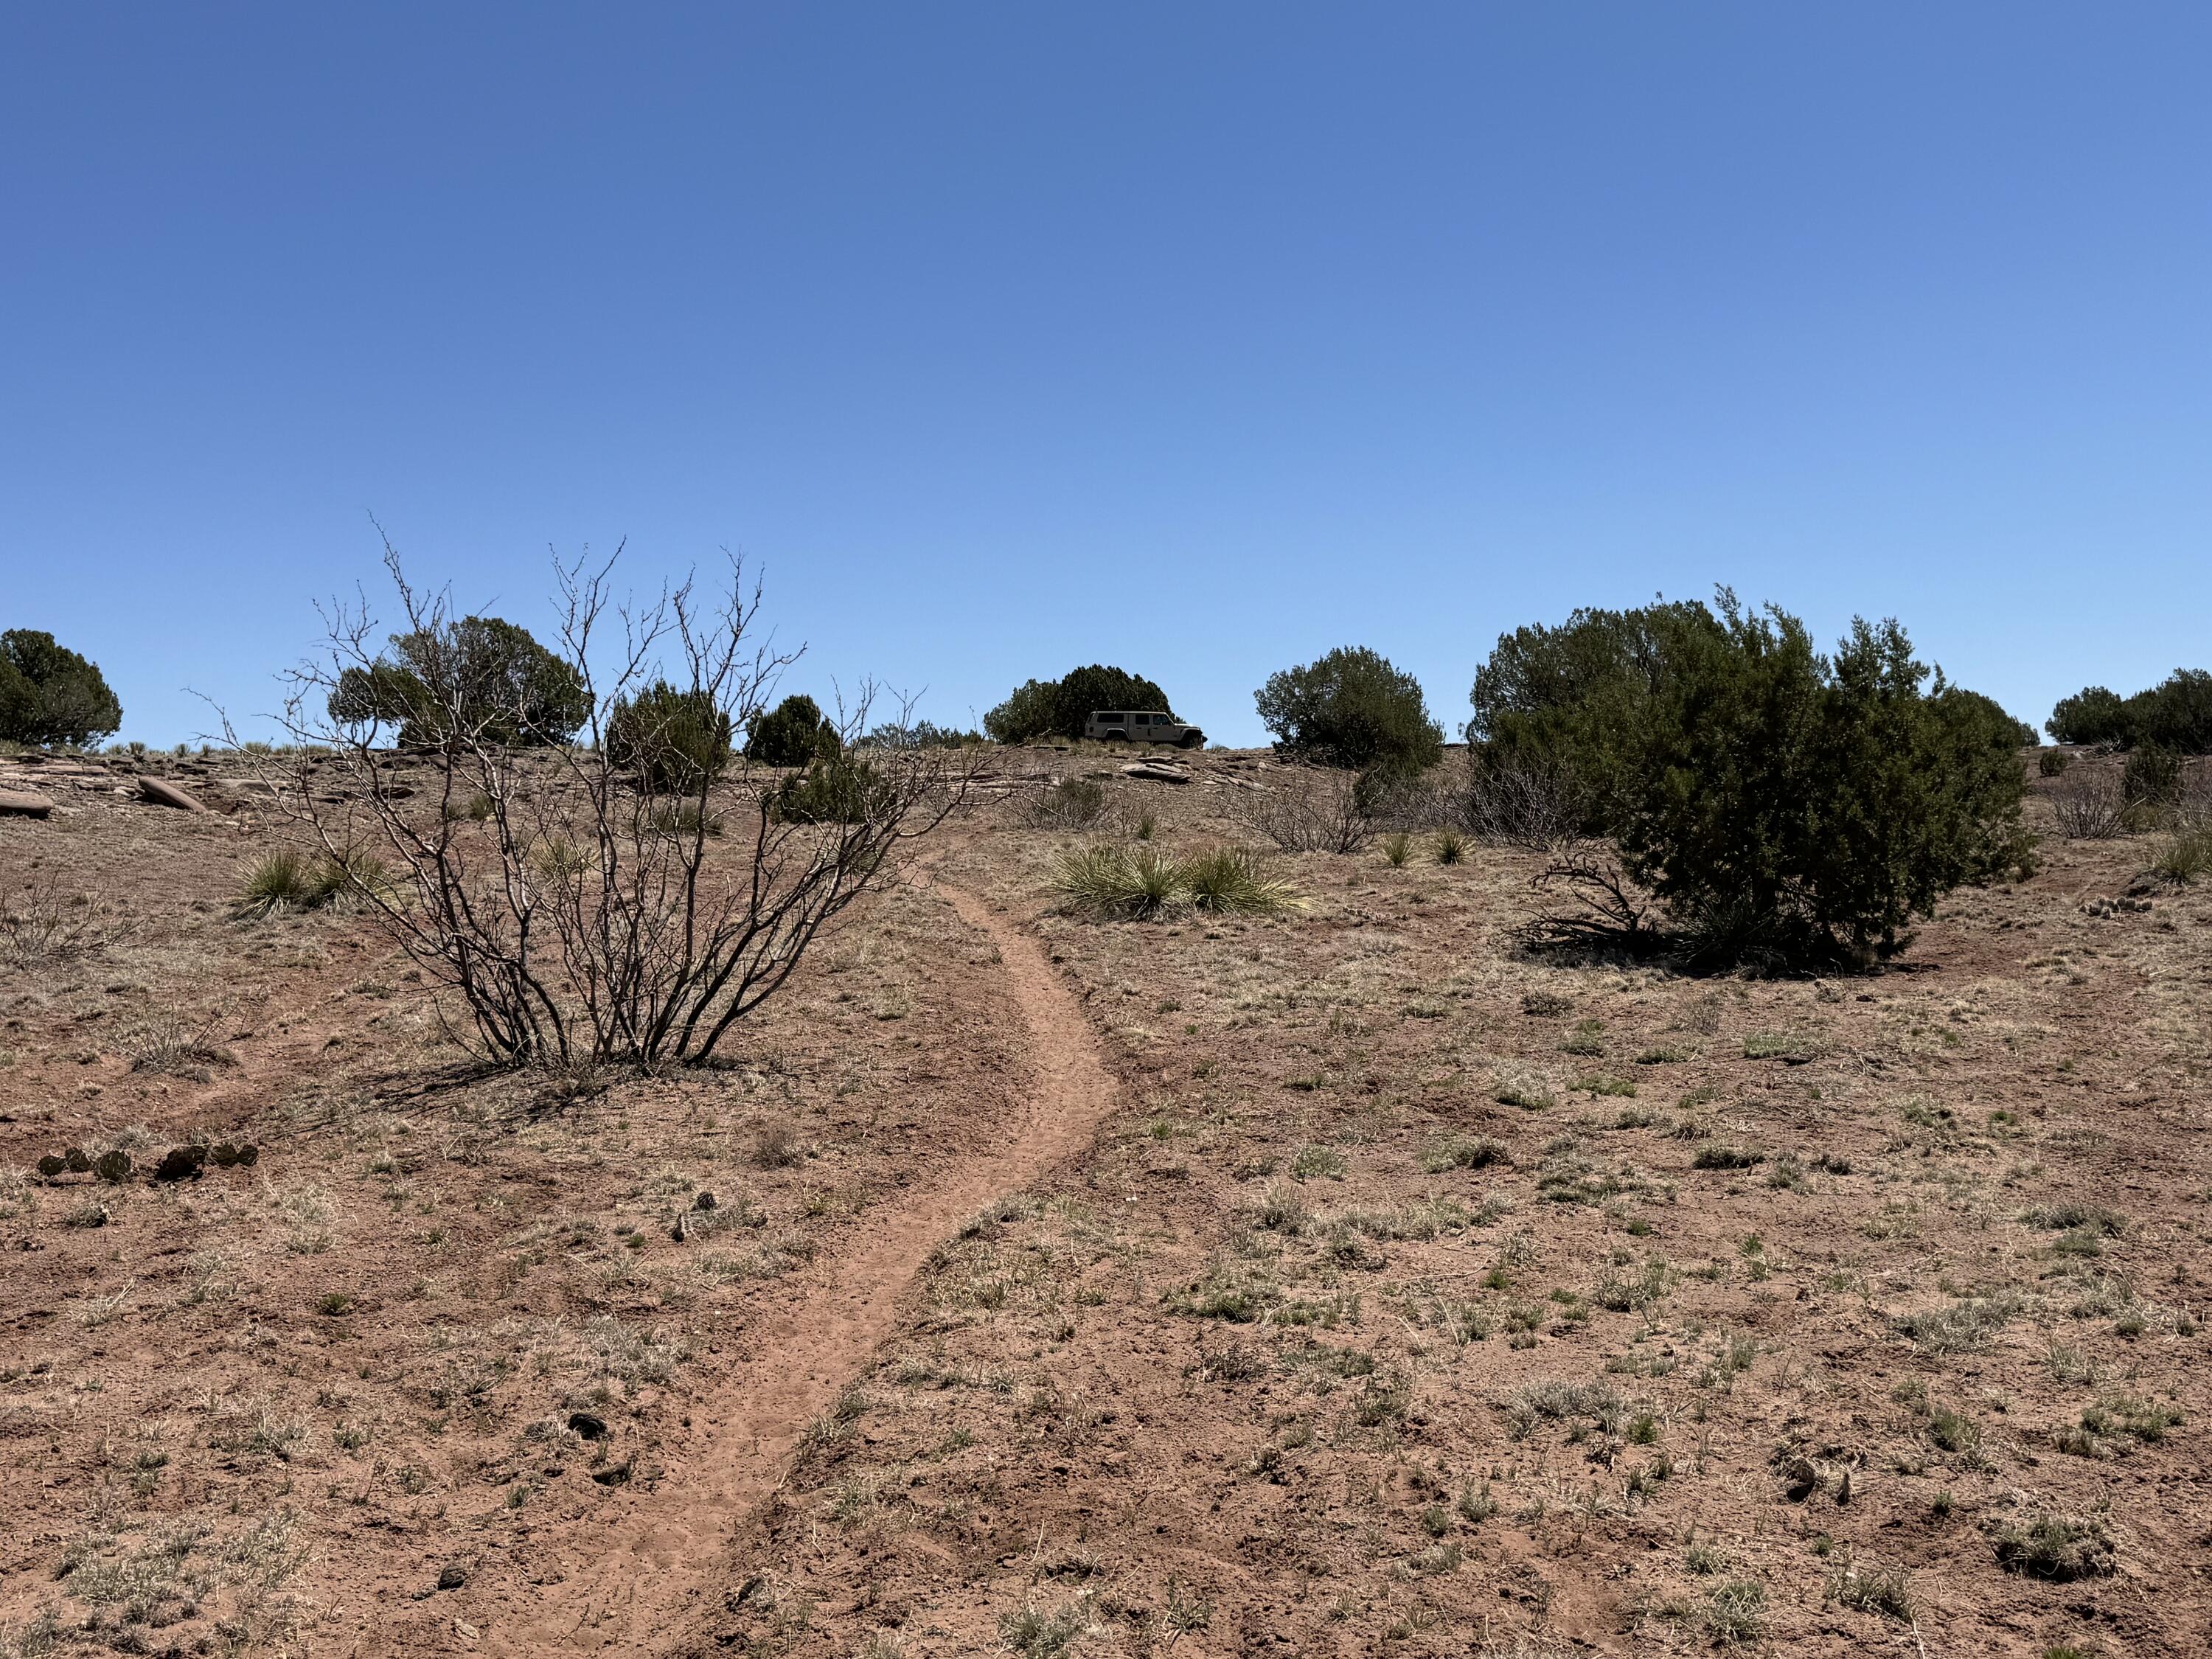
[{"left": 1133, "top": 714, "right": 1150, "bottom": 725}]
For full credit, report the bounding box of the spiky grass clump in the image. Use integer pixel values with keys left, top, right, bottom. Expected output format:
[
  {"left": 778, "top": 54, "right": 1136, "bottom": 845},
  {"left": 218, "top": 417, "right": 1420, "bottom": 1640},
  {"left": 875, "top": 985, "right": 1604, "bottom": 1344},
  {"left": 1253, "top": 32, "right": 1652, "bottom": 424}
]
[
  {"left": 1051, "top": 845, "right": 1300, "bottom": 920},
  {"left": 1381, "top": 831, "right": 1413, "bottom": 867},
  {"left": 2149, "top": 821, "right": 2212, "bottom": 885},
  {"left": 1181, "top": 846, "right": 1300, "bottom": 915},
  {"left": 1432, "top": 828, "right": 1467, "bottom": 865},
  {"left": 235, "top": 849, "right": 393, "bottom": 919},
  {"left": 236, "top": 851, "right": 314, "bottom": 919},
  {"left": 1051, "top": 845, "right": 1184, "bottom": 919}
]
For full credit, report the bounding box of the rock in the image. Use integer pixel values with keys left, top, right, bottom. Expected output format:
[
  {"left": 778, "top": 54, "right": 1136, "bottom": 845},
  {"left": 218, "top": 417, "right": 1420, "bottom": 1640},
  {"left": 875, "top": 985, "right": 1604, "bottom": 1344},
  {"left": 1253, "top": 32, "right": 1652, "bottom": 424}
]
[
  {"left": 210, "top": 1143, "right": 240, "bottom": 1167},
  {"left": 153, "top": 1144, "right": 207, "bottom": 1182},
  {"left": 63, "top": 1147, "right": 91, "bottom": 1173},
  {"left": 590, "top": 1462, "right": 632, "bottom": 1486},
  {"left": 0, "top": 790, "right": 55, "bottom": 818},
  {"left": 94, "top": 1150, "right": 132, "bottom": 1183},
  {"left": 1119, "top": 762, "right": 1191, "bottom": 785},
  {"left": 437, "top": 1565, "right": 467, "bottom": 1591},
  {"left": 567, "top": 1412, "right": 608, "bottom": 1441},
  {"left": 35, "top": 1155, "right": 66, "bottom": 1178},
  {"left": 136, "top": 776, "right": 209, "bottom": 813}
]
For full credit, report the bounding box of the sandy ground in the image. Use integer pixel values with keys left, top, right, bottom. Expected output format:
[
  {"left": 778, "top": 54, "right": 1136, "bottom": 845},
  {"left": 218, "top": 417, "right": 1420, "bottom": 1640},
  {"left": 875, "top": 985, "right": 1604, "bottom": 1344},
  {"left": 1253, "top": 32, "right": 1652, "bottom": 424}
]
[{"left": 1, "top": 746, "right": 2207, "bottom": 1658}]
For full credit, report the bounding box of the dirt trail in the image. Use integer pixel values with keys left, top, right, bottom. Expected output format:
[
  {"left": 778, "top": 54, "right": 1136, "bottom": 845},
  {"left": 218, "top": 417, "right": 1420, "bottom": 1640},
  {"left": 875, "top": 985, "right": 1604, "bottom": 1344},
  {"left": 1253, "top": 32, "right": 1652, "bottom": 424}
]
[{"left": 480, "top": 875, "right": 1117, "bottom": 1658}]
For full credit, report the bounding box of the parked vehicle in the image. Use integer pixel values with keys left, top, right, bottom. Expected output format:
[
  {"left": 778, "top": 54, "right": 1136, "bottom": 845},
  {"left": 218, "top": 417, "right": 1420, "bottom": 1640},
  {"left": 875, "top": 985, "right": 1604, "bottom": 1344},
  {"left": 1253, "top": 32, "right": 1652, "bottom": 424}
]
[{"left": 1083, "top": 709, "right": 1205, "bottom": 748}]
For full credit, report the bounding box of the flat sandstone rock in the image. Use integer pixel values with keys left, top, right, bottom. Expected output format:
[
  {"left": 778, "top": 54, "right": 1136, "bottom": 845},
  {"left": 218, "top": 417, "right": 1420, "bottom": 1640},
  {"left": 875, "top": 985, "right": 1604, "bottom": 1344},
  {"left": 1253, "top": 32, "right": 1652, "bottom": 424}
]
[
  {"left": 137, "top": 775, "right": 210, "bottom": 812},
  {"left": 0, "top": 790, "right": 55, "bottom": 818}
]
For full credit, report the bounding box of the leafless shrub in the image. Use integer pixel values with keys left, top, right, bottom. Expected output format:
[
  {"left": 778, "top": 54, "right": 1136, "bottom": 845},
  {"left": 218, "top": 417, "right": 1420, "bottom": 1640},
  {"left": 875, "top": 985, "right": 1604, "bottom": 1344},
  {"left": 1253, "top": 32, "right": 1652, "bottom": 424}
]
[
  {"left": 1028, "top": 776, "right": 1110, "bottom": 831},
  {"left": 1464, "top": 761, "right": 1586, "bottom": 847},
  {"left": 221, "top": 541, "right": 970, "bottom": 1069},
  {"left": 2048, "top": 771, "right": 2128, "bottom": 840},
  {"left": 123, "top": 1007, "right": 234, "bottom": 1079},
  {"left": 1519, "top": 839, "right": 1660, "bottom": 956},
  {"left": 1237, "top": 765, "right": 1371, "bottom": 855},
  {"left": 0, "top": 879, "right": 122, "bottom": 970}
]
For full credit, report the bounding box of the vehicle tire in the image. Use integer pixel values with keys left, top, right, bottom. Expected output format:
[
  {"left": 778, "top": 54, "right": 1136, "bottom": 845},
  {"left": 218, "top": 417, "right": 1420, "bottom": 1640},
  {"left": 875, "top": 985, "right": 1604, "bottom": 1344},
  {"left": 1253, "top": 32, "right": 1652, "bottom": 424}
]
[
  {"left": 1178, "top": 730, "right": 1204, "bottom": 750},
  {"left": 1103, "top": 732, "right": 1128, "bottom": 744}
]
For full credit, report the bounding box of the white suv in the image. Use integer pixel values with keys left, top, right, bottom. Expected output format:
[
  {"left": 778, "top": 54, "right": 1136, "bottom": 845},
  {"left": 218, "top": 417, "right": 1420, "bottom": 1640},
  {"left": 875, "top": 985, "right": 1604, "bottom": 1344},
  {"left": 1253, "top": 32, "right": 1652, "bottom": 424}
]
[{"left": 1082, "top": 709, "right": 1205, "bottom": 748}]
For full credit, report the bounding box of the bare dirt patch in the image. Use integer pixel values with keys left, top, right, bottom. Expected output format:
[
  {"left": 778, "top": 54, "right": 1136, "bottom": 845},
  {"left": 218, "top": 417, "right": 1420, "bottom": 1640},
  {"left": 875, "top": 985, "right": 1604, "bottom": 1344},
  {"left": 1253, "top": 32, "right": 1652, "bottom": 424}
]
[{"left": 4, "top": 745, "right": 2209, "bottom": 1658}]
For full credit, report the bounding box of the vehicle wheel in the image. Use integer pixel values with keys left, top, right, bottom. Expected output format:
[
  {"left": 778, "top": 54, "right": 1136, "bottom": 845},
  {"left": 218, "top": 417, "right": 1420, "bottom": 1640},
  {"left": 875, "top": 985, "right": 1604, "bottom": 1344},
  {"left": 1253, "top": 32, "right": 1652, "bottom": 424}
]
[
  {"left": 1178, "top": 731, "right": 1204, "bottom": 750},
  {"left": 1103, "top": 733, "right": 1127, "bottom": 744}
]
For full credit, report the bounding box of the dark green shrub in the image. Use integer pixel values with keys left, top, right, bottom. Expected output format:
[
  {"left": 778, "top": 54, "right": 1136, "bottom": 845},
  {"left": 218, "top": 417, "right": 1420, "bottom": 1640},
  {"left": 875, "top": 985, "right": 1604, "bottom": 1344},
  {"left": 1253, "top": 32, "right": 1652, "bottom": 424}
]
[
  {"left": 744, "top": 693, "right": 838, "bottom": 767},
  {"left": 2039, "top": 748, "right": 2070, "bottom": 777},
  {"left": 1485, "top": 593, "right": 2032, "bottom": 969},
  {"left": 984, "top": 666, "right": 1173, "bottom": 744},
  {"left": 2122, "top": 744, "right": 2182, "bottom": 808},
  {"left": 2138, "top": 668, "right": 2212, "bottom": 754},
  {"left": 2045, "top": 685, "right": 2131, "bottom": 747},
  {"left": 608, "top": 682, "right": 733, "bottom": 790},
  {"left": 770, "top": 754, "right": 891, "bottom": 824},
  {"left": 327, "top": 616, "right": 588, "bottom": 748},
  {"left": 863, "top": 720, "right": 984, "bottom": 750},
  {"left": 1467, "top": 602, "right": 1705, "bottom": 827},
  {"left": 982, "top": 679, "right": 1060, "bottom": 744},
  {"left": 1255, "top": 646, "right": 1444, "bottom": 777},
  {"left": 0, "top": 630, "right": 122, "bottom": 748},
  {"left": 2048, "top": 671, "right": 2212, "bottom": 754}
]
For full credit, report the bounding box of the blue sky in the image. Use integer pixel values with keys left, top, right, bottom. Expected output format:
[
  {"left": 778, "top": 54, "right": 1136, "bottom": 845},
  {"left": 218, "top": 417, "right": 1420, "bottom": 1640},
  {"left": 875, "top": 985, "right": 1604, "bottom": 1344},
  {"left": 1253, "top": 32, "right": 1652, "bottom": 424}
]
[{"left": 5, "top": 3, "right": 2208, "bottom": 746}]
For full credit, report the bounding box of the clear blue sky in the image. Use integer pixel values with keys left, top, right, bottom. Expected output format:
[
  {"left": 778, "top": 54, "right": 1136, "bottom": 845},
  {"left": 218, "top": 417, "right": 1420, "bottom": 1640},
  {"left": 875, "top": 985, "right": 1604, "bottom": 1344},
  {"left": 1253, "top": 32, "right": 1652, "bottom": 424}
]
[{"left": 5, "top": 3, "right": 2208, "bottom": 746}]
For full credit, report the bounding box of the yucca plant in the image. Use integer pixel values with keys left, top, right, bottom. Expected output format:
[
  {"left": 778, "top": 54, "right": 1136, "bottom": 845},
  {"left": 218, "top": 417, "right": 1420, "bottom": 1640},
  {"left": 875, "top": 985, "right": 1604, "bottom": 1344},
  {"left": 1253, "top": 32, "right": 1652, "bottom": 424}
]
[
  {"left": 2149, "top": 821, "right": 2212, "bottom": 885},
  {"left": 234, "top": 850, "right": 314, "bottom": 919},
  {"left": 308, "top": 848, "right": 396, "bottom": 908},
  {"left": 1381, "top": 830, "right": 1413, "bottom": 867},
  {"left": 1052, "top": 844, "right": 1300, "bottom": 920},
  {"left": 1051, "top": 844, "right": 1184, "bottom": 919},
  {"left": 1433, "top": 828, "right": 1467, "bottom": 865},
  {"left": 1182, "top": 846, "right": 1300, "bottom": 915}
]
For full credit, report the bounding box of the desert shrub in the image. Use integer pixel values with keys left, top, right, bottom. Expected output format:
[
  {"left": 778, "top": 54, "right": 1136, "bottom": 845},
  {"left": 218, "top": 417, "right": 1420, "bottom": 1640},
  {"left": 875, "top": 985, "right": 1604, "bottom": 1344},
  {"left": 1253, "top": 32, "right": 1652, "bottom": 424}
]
[
  {"left": 1467, "top": 601, "right": 1703, "bottom": 823},
  {"left": 1485, "top": 593, "right": 2031, "bottom": 969},
  {"left": 862, "top": 719, "right": 984, "bottom": 750},
  {"left": 770, "top": 754, "right": 892, "bottom": 824},
  {"left": 744, "top": 693, "right": 838, "bottom": 767},
  {"left": 2149, "top": 820, "right": 2212, "bottom": 884},
  {"left": 1237, "top": 765, "right": 1373, "bottom": 855},
  {"left": 609, "top": 681, "right": 733, "bottom": 788},
  {"left": 1051, "top": 845, "right": 1185, "bottom": 919},
  {"left": 0, "top": 880, "right": 117, "bottom": 968},
  {"left": 251, "top": 549, "right": 961, "bottom": 1068},
  {"left": 2049, "top": 770, "right": 2127, "bottom": 839},
  {"left": 234, "top": 849, "right": 390, "bottom": 919},
  {"left": 236, "top": 851, "right": 315, "bottom": 918},
  {"left": 1029, "top": 777, "right": 1110, "bottom": 830},
  {"left": 984, "top": 665, "right": 1174, "bottom": 744},
  {"left": 1433, "top": 828, "right": 1467, "bottom": 864},
  {"left": 444, "top": 791, "right": 494, "bottom": 821},
  {"left": 1180, "top": 846, "right": 1298, "bottom": 914},
  {"left": 327, "top": 614, "right": 588, "bottom": 748},
  {"left": 1381, "top": 831, "right": 1412, "bottom": 867},
  {"left": 2121, "top": 743, "right": 2182, "bottom": 809},
  {"left": 2046, "top": 684, "right": 2132, "bottom": 747},
  {"left": 0, "top": 629, "right": 122, "bottom": 748},
  {"left": 1255, "top": 646, "right": 1443, "bottom": 777},
  {"left": 2048, "top": 669, "right": 2212, "bottom": 754},
  {"left": 2139, "top": 668, "right": 2212, "bottom": 752},
  {"left": 2039, "top": 748, "right": 2070, "bottom": 777},
  {"left": 982, "top": 678, "right": 1060, "bottom": 744},
  {"left": 1051, "top": 845, "right": 1296, "bottom": 919}
]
